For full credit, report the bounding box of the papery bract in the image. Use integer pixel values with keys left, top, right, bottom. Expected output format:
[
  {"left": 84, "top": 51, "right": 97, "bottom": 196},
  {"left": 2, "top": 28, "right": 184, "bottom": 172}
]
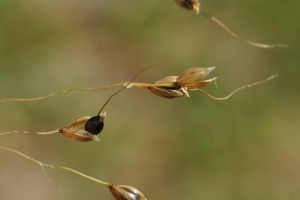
[
  {"left": 110, "top": 185, "right": 147, "bottom": 200},
  {"left": 175, "top": 0, "right": 200, "bottom": 14},
  {"left": 59, "top": 116, "right": 102, "bottom": 142},
  {"left": 177, "top": 67, "right": 217, "bottom": 88},
  {"left": 150, "top": 76, "right": 189, "bottom": 99}
]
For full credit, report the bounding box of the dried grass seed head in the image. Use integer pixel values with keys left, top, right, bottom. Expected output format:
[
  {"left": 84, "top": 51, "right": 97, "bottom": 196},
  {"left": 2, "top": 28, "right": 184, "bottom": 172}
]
[
  {"left": 177, "top": 67, "right": 217, "bottom": 88},
  {"left": 149, "top": 67, "right": 216, "bottom": 98},
  {"left": 59, "top": 113, "right": 106, "bottom": 142},
  {"left": 110, "top": 185, "right": 147, "bottom": 200},
  {"left": 175, "top": 0, "right": 200, "bottom": 14},
  {"left": 150, "top": 76, "right": 189, "bottom": 99}
]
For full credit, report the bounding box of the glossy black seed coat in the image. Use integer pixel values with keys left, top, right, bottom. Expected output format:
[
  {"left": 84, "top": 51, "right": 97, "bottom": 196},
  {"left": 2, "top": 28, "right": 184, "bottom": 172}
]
[{"left": 84, "top": 116, "right": 104, "bottom": 135}]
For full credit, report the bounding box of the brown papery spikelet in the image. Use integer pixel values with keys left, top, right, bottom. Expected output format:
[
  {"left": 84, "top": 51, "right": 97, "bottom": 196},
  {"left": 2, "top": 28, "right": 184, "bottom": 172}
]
[
  {"left": 175, "top": 0, "right": 200, "bottom": 14},
  {"left": 150, "top": 76, "right": 189, "bottom": 99},
  {"left": 110, "top": 185, "right": 147, "bottom": 200},
  {"left": 59, "top": 116, "right": 102, "bottom": 142},
  {"left": 177, "top": 67, "right": 217, "bottom": 88}
]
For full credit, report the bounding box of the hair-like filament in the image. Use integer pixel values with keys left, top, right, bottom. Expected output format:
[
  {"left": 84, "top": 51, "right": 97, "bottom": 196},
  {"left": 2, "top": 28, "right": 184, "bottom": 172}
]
[
  {"left": 188, "top": 75, "right": 278, "bottom": 100},
  {"left": 199, "top": 12, "right": 287, "bottom": 48}
]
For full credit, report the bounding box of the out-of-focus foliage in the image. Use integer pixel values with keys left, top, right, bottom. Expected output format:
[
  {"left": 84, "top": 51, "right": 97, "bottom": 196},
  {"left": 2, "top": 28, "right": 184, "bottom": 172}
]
[{"left": 0, "top": 1, "right": 299, "bottom": 200}]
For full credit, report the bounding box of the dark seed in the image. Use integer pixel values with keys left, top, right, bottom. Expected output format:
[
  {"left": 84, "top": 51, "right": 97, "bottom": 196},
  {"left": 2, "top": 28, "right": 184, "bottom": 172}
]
[{"left": 84, "top": 116, "right": 104, "bottom": 135}]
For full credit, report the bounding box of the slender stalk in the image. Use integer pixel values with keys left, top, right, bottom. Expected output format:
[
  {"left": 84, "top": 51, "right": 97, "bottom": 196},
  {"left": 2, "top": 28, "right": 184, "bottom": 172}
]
[
  {"left": 0, "top": 129, "right": 60, "bottom": 136},
  {"left": 0, "top": 146, "right": 112, "bottom": 188},
  {"left": 97, "top": 57, "right": 177, "bottom": 115},
  {"left": 0, "top": 82, "right": 174, "bottom": 103},
  {"left": 1, "top": 57, "right": 178, "bottom": 104},
  {"left": 188, "top": 75, "right": 278, "bottom": 100},
  {"left": 199, "top": 12, "right": 287, "bottom": 48}
]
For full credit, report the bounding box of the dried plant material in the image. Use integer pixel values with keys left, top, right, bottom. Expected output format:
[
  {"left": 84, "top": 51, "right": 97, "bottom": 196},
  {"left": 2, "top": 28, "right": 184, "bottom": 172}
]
[
  {"left": 150, "top": 85, "right": 190, "bottom": 99},
  {"left": 86, "top": 59, "right": 179, "bottom": 134},
  {"left": 110, "top": 185, "right": 147, "bottom": 200},
  {"left": 150, "top": 76, "right": 189, "bottom": 98},
  {"left": 0, "top": 59, "right": 180, "bottom": 141},
  {"left": 59, "top": 113, "right": 106, "bottom": 142},
  {"left": 84, "top": 113, "right": 106, "bottom": 135},
  {"left": 0, "top": 86, "right": 122, "bottom": 103},
  {"left": 150, "top": 67, "right": 216, "bottom": 98},
  {"left": 173, "top": 0, "right": 286, "bottom": 48},
  {"left": 150, "top": 76, "right": 178, "bottom": 87},
  {"left": 188, "top": 75, "right": 278, "bottom": 99},
  {"left": 0, "top": 146, "right": 147, "bottom": 200},
  {"left": 0, "top": 146, "right": 112, "bottom": 187},
  {"left": 0, "top": 114, "right": 106, "bottom": 142},
  {"left": 175, "top": 0, "right": 200, "bottom": 14},
  {"left": 177, "top": 67, "right": 217, "bottom": 88},
  {"left": 0, "top": 81, "right": 173, "bottom": 103},
  {"left": 199, "top": 12, "right": 287, "bottom": 48},
  {"left": 0, "top": 129, "right": 60, "bottom": 136},
  {"left": 0, "top": 58, "right": 177, "bottom": 104},
  {"left": 149, "top": 68, "right": 277, "bottom": 100}
]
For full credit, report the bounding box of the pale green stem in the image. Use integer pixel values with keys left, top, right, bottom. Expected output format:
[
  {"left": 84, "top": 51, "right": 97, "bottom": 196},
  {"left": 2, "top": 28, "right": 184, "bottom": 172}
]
[{"left": 0, "top": 146, "right": 112, "bottom": 188}]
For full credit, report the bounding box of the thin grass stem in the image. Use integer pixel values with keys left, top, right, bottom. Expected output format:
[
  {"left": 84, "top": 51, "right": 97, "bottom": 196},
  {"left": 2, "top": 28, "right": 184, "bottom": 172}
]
[
  {"left": 0, "top": 130, "right": 60, "bottom": 136},
  {"left": 1, "top": 57, "right": 177, "bottom": 104},
  {"left": 0, "top": 146, "right": 112, "bottom": 188},
  {"left": 0, "top": 82, "right": 174, "bottom": 103}
]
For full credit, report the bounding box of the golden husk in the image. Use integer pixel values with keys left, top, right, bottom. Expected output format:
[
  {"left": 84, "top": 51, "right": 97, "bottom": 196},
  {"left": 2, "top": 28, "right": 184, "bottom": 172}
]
[
  {"left": 150, "top": 76, "right": 189, "bottom": 98},
  {"left": 110, "top": 185, "right": 147, "bottom": 200},
  {"left": 175, "top": 0, "right": 200, "bottom": 14},
  {"left": 59, "top": 116, "right": 101, "bottom": 142}
]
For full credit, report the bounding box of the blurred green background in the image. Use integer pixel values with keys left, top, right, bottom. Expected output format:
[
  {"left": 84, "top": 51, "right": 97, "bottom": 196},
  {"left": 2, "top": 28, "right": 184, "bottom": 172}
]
[{"left": 0, "top": 0, "right": 299, "bottom": 199}]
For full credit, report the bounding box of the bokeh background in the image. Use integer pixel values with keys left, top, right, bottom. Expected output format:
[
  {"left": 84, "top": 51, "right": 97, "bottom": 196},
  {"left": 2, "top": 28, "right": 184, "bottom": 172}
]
[{"left": 0, "top": 0, "right": 299, "bottom": 199}]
